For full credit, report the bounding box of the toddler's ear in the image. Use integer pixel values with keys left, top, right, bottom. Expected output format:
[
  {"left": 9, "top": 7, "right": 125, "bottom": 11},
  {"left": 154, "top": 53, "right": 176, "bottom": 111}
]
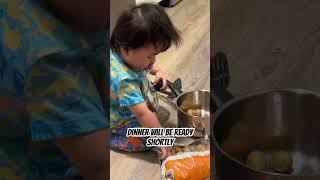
[{"left": 120, "top": 47, "right": 128, "bottom": 56}]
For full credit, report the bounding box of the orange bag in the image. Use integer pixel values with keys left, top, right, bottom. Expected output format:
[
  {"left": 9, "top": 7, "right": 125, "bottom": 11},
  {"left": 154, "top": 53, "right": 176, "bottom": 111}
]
[{"left": 161, "top": 151, "right": 210, "bottom": 180}]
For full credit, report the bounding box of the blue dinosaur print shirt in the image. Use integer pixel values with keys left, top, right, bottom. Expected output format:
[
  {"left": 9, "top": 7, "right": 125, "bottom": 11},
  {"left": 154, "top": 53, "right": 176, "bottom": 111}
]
[{"left": 110, "top": 50, "right": 149, "bottom": 128}]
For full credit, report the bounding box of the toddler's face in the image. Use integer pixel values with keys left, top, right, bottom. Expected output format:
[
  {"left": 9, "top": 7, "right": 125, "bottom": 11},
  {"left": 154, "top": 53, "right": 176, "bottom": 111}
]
[{"left": 121, "top": 43, "right": 163, "bottom": 72}]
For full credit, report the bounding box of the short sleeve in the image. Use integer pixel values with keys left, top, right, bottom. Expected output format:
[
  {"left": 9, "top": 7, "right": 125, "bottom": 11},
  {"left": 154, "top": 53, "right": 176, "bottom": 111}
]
[
  {"left": 25, "top": 52, "right": 108, "bottom": 141},
  {"left": 118, "top": 79, "right": 145, "bottom": 106}
]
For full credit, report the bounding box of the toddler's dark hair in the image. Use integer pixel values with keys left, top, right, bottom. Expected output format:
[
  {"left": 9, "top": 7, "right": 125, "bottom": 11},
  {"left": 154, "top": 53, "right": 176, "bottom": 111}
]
[{"left": 111, "top": 3, "right": 181, "bottom": 54}]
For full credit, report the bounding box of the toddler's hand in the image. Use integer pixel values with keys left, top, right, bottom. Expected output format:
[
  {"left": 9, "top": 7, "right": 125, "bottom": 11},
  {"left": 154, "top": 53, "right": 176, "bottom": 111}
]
[
  {"left": 154, "top": 71, "right": 168, "bottom": 91},
  {"left": 159, "top": 146, "right": 173, "bottom": 160}
]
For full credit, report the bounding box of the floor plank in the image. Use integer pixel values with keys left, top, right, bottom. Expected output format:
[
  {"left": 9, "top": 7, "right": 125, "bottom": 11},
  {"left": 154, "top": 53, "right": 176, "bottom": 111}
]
[{"left": 212, "top": 0, "right": 320, "bottom": 96}]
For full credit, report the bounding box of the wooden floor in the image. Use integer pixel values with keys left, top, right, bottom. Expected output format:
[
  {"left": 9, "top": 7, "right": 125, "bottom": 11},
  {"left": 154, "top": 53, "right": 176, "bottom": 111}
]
[
  {"left": 212, "top": 0, "right": 320, "bottom": 95},
  {"left": 136, "top": 0, "right": 161, "bottom": 4},
  {"left": 110, "top": 0, "right": 210, "bottom": 179}
]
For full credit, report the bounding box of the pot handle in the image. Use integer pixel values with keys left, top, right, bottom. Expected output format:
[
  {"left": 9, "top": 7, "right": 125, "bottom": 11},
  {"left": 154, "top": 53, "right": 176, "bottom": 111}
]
[
  {"left": 211, "top": 51, "right": 234, "bottom": 108},
  {"left": 153, "top": 78, "right": 183, "bottom": 99},
  {"left": 212, "top": 88, "right": 234, "bottom": 108}
]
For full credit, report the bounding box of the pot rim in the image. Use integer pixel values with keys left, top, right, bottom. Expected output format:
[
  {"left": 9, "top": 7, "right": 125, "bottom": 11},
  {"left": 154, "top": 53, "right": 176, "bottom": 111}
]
[
  {"left": 175, "top": 89, "right": 210, "bottom": 117},
  {"left": 212, "top": 88, "right": 320, "bottom": 177}
]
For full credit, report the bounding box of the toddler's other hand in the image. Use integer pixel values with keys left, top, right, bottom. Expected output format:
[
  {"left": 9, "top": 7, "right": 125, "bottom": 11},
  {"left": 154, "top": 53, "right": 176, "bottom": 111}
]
[{"left": 159, "top": 146, "right": 173, "bottom": 160}]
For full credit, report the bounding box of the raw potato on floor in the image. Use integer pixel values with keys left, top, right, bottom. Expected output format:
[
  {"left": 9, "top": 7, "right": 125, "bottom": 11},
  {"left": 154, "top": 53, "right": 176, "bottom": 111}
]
[{"left": 173, "top": 141, "right": 209, "bottom": 154}]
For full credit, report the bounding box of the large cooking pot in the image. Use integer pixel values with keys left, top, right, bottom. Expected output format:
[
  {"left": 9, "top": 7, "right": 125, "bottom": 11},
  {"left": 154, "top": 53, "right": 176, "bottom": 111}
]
[
  {"left": 154, "top": 79, "right": 210, "bottom": 136},
  {"left": 176, "top": 89, "right": 210, "bottom": 135},
  {"left": 211, "top": 53, "right": 320, "bottom": 179}
]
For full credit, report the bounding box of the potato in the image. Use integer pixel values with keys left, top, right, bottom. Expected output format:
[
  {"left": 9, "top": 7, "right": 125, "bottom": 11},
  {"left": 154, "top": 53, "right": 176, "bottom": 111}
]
[
  {"left": 246, "top": 150, "right": 267, "bottom": 171},
  {"left": 195, "top": 144, "right": 207, "bottom": 151},
  {"left": 187, "top": 109, "right": 194, "bottom": 116},
  {"left": 182, "top": 147, "right": 190, "bottom": 152},
  {"left": 186, "top": 108, "right": 203, "bottom": 117},
  {"left": 194, "top": 109, "right": 202, "bottom": 116},
  {"left": 271, "top": 150, "right": 292, "bottom": 173},
  {"left": 189, "top": 146, "right": 196, "bottom": 152},
  {"left": 175, "top": 147, "right": 183, "bottom": 153},
  {"left": 180, "top": 101, "right": 192, "bottom": 110}
]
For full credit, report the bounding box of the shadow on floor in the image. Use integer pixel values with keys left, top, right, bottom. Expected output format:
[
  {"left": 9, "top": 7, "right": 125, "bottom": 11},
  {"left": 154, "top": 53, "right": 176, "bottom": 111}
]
[{"left": 156, "top": 105, "right": 176, "bottom": 127}]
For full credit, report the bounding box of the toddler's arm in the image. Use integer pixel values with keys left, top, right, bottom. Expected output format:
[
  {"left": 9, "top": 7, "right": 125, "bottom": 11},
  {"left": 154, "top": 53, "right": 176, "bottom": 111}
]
[
  {"left": 128, "top": 102, "right": 172, "bottom": 159},
  {"left": 55, "top": 129, "right": 109, "bottom": 180},
  {"left": 128, "top": 102, "right": 161, "bottom": 128}
]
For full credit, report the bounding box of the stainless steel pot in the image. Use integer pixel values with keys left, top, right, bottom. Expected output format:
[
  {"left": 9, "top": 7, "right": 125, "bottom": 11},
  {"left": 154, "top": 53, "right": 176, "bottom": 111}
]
[
  {"left": 211, "top": 52, "right": 320, "bottom": 179},
  {"left": 213, "top": 88, "right": 320, "bottom": 180},
  {"left": 155, "top": 79, "right": 211, "bottom": 136},
  {"left": 176, "top": 89, "right": 210, "bottom": 135}
]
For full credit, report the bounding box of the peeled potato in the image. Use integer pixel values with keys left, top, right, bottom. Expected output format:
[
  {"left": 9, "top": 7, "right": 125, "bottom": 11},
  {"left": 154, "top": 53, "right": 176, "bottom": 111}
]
[
  {"left": 186, "top": 108, "right": 203, "bottom": 117},
  {"left": 183, "top": 147, "right": 191, "bottom": 152},
  {"left": 189, "top": 146, "right": 196, "bottom": 152},
  {"left": 180, "top": 101, "right": 192, "bottom": 110},
  {"left": 246, "top": 150, "right": 267, "bottom": 171},
  {"left": 272, "top": 150, "right": 292, "bottom": 173},
  {"left": 196, "top": 144, "right": 207, "bottom": 151},
  {"left": 194, "top": 109, "right": 202, "bottom": 116},
  {"left": 176, "top": 151, "right": 183, "bottom": 155},
  {"left": 175, "top": 147, "right": 183, "bottom": 153},
  {"left": 187, "top": 109, "right": 194, "bottom": 116}
]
